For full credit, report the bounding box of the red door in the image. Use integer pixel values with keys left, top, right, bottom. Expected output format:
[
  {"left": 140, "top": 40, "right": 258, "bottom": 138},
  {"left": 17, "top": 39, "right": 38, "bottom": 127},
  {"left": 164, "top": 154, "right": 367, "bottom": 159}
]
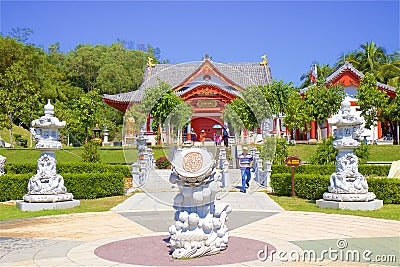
[{"left": 191, "top": 117, "right": 223, "bottom": 140}]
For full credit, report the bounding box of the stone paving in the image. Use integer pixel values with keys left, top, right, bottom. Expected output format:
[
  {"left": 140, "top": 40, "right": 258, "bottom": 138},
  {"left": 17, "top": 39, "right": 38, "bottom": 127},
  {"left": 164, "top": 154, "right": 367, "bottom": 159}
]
[{"left": 0, "top": 169, "right": 399, "bottom": 266}]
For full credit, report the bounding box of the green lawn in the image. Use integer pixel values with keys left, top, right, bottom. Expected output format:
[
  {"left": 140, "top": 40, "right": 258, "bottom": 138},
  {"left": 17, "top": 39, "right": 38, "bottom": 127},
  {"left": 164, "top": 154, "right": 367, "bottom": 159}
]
[
  {"left": 0, "top": 145, "right": 170, "bottom": 164},
  {"left": 288, "top": 144, "right": 400, "bottom": 162},
  {"left": 0, "top": 194, "right": 132, "bottom": 221},
  {"left": 269, "top": 194, "right": 400, "bottom": 221}
]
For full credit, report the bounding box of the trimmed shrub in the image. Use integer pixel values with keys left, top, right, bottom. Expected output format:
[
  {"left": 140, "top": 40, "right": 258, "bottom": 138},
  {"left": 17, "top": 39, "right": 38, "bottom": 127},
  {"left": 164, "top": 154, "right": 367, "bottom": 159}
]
[
  {"left": 0, "top": 174, "right": 31, "bottom": 202},
  {"left": 359, "top": 165, "right": 390, "bottom": 177},
  {"left": 270, "top": 173, "right": 329, "bottom": 199},
  {"left": 270, "top": 173, "right": 400, "bottom": 203},
  {"left": 5, "top": 162, "right": 131, "bottom": 177},
  {"left": 64, "top": 172, "right": 124, "bottom": 199},
  {"left": 5, "top": 163, "right": 36, "bottom": 175},
  {"left": 368, "top": 178, "right": 400, "bottom": 204},
  {"left": 0, "top": 172, "right": 125, "bottom": 201},
  {"left": 272, "top": 164, "right": 390, "bottom": 177}
]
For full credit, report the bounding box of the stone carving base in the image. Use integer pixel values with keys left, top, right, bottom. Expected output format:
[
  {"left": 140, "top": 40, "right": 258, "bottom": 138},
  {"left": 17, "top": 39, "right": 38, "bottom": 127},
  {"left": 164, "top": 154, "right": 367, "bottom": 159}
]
[
  {"left": 323, "top": 192, "right": 376, "bottom": 202},
  {"left": 316, "top": 199, "right": 383, "bottom": 211},
  {"left": 23, "top": 193, "right": 74, "bottom": 203},
  {"left": 17, "top": 199, "right": 80, "bottom": 212}
]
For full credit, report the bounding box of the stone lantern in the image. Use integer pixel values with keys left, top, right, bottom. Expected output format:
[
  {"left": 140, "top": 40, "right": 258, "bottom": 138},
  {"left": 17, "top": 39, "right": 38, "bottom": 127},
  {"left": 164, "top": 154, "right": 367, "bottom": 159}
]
[
  {"left": 17, "top": 100, "right": 80, "bottom": 211},
  {"left": 316, "top": 101, "right": 382, "bottom": 210},
  {"left": 92, "top": 124, "right": 102, "bottom": 144}
]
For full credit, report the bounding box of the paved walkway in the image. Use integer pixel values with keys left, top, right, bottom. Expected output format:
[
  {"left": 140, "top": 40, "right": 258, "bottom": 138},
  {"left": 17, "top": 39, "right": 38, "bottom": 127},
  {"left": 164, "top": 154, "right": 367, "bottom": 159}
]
[{"left": 1, "top": 169, "right": 399, "bottom": 266}]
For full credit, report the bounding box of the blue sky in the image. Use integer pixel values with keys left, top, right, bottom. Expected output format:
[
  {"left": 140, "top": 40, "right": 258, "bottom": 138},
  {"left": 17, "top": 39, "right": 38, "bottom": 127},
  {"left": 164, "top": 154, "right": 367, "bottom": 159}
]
[{"left": 1, "top": 0, "right": 399, "bottom": 86}]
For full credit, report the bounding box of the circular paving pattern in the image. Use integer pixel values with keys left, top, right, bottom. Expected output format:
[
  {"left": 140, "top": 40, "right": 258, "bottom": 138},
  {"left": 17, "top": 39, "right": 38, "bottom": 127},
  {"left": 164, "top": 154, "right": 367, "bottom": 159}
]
[{"left": 95, "top": 235, "right": 276, "bottom": 266}]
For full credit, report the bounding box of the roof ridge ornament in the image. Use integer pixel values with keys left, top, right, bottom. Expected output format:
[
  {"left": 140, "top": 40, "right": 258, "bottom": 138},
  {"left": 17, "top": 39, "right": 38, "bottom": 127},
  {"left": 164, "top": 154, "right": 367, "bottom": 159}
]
[
  {"left": 203, "top": 54, "right": 212, "bottom": 61},
  {"left": 147, "top": 57, "right": 155, "bottom": 68},
  {"left": 259, "top": 54, "right": 268, "bottom": 66}
]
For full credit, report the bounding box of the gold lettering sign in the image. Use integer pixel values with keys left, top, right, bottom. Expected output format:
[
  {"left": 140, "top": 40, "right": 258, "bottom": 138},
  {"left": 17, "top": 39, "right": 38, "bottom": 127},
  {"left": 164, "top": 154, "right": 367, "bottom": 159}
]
[{"left": 197, "top": 100, "right": 217, "bottom": 108}]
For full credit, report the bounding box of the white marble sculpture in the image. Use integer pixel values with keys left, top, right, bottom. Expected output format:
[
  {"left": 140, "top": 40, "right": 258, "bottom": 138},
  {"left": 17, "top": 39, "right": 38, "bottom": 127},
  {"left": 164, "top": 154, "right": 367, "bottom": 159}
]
[
  {"left": 23, "top": 100, "right": 74, "bottom": 203},
  {"left": 168, "top": 147, "right": 231, "bottom": 259},
  {"left": 0, "top": 155, "right": 6, "bottom": 176},
  {"left": 323, "top": 100, "right": 376, "bottom": 202}
]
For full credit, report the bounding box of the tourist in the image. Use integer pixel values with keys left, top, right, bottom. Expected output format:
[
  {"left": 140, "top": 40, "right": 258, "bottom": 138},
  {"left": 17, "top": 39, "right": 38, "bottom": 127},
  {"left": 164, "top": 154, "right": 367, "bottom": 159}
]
[
  {"left": 200, "top": 130, "right": 206, "bottom": 146},
  {"left": 238, "top": 147, "right": 253, "bottom": 193},
  {"left": 217, "top": 134, "right": 223, "bottom": 146},
  {"left": 222, "top": 126, "right": 229, "bottom": 147},
  {"left": 191, "top": 128, "right": 197, "bottom": 146}
]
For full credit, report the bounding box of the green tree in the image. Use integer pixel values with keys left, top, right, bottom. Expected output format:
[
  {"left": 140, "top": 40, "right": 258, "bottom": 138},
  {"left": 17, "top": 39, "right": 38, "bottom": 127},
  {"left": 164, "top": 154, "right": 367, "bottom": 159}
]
[
  {"left": 165, "top": 102, "right": 192, "bottom": 145},
  {"left": 141, "top": 81, "right": 184, "bottom": 144},
  {"left": 221, "top": 104, "right": 245, "bottom": 141},
  {"left": 356, "top": 73, "right": 388, "bottom": 143},
  {"left": 71, "top": 89, "right": 102, "bottom": 143},
  {"left": 226, "top": 98, "right": 258, "bottom": 131},
  {"left": 0, "top": 37, "right": 64, "bottom": 146},
  {"left": 303, "top": 81, "right": 345, "bottom": 141},
  {"left": 260, "top": 80, "right": 294, "bottom": 137},
  {"left": 310, "top": 137, "right": 338, "bottom": 165},
  {"left": 284, "top": 90, "right": 313, "bottom": 140},
  {"left": 82, "top": 140, "right": 101, "bottom": 162}
]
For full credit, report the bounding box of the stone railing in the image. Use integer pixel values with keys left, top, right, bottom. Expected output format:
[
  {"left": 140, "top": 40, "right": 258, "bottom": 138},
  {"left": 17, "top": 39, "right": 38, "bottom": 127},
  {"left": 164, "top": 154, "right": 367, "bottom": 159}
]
[
  {"left": 132, "top": 147, "right": 154, "bottom": 188},
  {"left": 250, "top": 148, "right": 272, "bottom": 191}
]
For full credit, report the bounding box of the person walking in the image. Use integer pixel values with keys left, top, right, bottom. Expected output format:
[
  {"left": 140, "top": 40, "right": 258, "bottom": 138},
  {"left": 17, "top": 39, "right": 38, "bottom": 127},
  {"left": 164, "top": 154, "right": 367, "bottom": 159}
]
[
  {"left": 191, "top": 128, "right": 197, "bottom": 146},
  {"left": 222, "top": 126, "right": 229, "bottom": 147},
  {"left": 238, "top": 147, "right": 253, "bottom": 193},
  {"left": 200, "top": 130, "right": 207, "bottom": 146}
]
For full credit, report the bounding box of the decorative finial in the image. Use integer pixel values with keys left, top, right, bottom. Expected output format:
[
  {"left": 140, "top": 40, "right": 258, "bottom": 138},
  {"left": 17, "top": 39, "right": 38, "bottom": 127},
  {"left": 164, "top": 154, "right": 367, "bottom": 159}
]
[
  {"left": 259, "top": 54, "right": 268, "bottom": 66},
  {"left": 147, "top": 57, "right": 155, "bottom": 68},
  {"left": 203, "top": 54, "right": 212, "bottom": 61},
  {"left": 44, "top": 99, "right": 54, "bottom": 116}
]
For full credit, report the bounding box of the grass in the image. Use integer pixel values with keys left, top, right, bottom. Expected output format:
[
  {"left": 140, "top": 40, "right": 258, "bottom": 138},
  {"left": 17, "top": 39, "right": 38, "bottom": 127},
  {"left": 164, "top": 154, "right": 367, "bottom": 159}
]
[
  {"left": 0, "top": 194, "right": 132, "bottom": 221},
  {"left": 1, "top": 125, "right": 31, "bottom": 146},
  {"left": 269, "top": 194, "right": 400, "bottom": 221},
  {"left": 288, "top": 144, "right": 400, "bottom": 162}
]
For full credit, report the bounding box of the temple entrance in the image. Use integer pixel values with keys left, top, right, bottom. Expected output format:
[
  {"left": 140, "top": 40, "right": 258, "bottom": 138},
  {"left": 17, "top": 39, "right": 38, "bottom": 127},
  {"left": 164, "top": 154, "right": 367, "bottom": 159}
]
[{"left": 191, "top": 117, "right": 224, "bottom": 140}]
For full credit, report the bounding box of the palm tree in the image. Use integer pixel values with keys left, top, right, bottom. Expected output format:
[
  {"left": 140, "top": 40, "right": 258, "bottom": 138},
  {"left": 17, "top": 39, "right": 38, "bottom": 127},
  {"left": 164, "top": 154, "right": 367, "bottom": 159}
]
[
  {"left": 354, "top": 41, "right": 388, "bottom": 76},
  {"left": 378, "top": 50, "right": 400, "bottom": 87}
]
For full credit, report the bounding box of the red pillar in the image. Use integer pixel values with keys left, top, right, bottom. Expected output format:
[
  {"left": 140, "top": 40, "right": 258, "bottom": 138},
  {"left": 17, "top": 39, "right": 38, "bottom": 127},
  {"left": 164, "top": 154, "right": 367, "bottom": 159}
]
[
  {"left": 310, "top": 121, "right": 316, "bottom": 140},
  {"left": 377, "top": 121, "right": 382, "bottom": 139}
]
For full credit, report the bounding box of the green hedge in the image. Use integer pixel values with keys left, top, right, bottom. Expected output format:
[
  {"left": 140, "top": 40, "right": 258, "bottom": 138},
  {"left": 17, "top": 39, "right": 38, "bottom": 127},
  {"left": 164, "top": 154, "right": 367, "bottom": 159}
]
[
  {"left": 0, "top": 174, "right": 31, "bottom": 202},
  {"left": 270, "top": 173, "right": 329, "bottom": 199},
  {"left": 5, "top": 162, "right": 131, "bottom": 177},
  {"left": 0, "top": 172, "right": 125, "bottom": 202},
  {"left": 367, "top": 178, "right": 400, "bottom": 204},
  {"left": 270, "top": 173, "right": 400, "bottom": 203},
  {"left": 63, "top": 172, "right": 125, "bottom": 199},
  {"left": 272, "top": 164, "right": 390, "bottom": 177}
]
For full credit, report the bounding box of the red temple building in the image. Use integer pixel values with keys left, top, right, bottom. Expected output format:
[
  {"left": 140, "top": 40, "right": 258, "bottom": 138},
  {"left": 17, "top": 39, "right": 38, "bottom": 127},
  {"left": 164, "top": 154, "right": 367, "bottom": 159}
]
[
  {"left": 299, "top": 62, "right": 397, "bottom": 143},
  {"left": 102, "top": 55, "right": 272, "bottom": 143}
]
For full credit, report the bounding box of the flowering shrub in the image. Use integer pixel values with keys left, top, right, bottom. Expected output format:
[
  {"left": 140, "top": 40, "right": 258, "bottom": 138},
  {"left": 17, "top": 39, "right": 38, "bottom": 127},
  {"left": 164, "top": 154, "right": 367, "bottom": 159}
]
[{"left": 155, "top": 156, "right": 171, "bottom": 169}]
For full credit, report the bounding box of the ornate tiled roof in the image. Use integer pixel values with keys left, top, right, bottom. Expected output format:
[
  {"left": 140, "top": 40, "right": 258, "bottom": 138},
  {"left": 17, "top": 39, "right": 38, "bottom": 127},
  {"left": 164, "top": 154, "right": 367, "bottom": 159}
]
[
  {"left": 301, "top": 61, "right": 396, "bottom": 93},
  {"left": 102, "top": 58, "right": 272, "bottom": 106},
  {"left": 175, "top": 81, "right": 242, "bottom": 98},
  {"left": 102, "top": 90, "right": 143, "bottom": 104}
]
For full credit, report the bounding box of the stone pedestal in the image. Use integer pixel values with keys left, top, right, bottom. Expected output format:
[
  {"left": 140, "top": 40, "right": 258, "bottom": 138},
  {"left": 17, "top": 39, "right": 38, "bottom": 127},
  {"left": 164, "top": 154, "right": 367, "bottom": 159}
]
[
  {"left": 19, "top": 100, "right": 79, "bottom": 211},
  {"left": 316, "top": 199, "right": 383, "bottom": 210},
  {"left": 168, "top": 147, "right": 231, "bottom": 259},
  {"left": 317, "top": 100, "right": 382, "bottom": 211}
]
